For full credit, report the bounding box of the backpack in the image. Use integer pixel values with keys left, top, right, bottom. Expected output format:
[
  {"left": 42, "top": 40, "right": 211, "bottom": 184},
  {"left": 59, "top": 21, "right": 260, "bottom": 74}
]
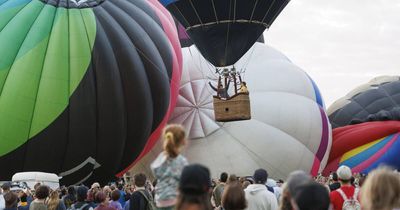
[
  {"left": 137, "top": 190, "right": 156, "bottom": 210},
  {"left": 337, "top": 188, "right": 361, "bottom": 210}
]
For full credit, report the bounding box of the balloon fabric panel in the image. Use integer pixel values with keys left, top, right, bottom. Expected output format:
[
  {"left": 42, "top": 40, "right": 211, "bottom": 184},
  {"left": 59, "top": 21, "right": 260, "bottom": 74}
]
[{"left": 323, "top": 121, "right": 400, "bottom": 175}]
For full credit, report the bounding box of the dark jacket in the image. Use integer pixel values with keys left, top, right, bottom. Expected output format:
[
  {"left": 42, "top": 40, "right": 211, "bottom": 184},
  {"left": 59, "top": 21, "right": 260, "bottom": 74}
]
[{"left": 129, "top": 190, "right": 152, "bottom": 210}]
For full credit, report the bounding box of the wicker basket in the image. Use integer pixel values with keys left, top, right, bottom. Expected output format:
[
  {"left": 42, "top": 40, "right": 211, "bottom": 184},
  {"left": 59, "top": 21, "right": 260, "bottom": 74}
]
[{"left": 213, "top": 93, "right": 251, "bottom": 122}]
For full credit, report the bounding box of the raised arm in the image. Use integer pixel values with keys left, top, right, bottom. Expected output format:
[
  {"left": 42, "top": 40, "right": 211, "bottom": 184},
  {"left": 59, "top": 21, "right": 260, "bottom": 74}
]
[{"left": 209, "top": 81, "right": 218, "bottom": 92}]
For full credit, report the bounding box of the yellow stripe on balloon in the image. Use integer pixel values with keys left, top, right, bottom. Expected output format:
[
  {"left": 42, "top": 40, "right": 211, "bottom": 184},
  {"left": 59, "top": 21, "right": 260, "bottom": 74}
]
[{"left": 340, "top": 138, "right": 384, "bottom": 162}]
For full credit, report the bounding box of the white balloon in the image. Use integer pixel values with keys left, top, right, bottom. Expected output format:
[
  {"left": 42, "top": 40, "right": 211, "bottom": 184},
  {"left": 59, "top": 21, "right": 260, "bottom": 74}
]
[{"left": 130, "top": 43, "right": 332, "bottom": 179}]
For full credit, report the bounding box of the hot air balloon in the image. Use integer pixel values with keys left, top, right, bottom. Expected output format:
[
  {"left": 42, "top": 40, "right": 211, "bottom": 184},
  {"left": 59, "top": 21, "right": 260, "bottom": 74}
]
[
  {"left": 162, "top": 0, "right": 290, "bottom": 122},
  {"left": 130, "top": 43, "right": 332, "bottom": 179},
  {"left": 0, "top": 0, "right": 182, "bottom": 185},
  {"left": 323, "top": 76, "right": 400, "bottom": 175}
]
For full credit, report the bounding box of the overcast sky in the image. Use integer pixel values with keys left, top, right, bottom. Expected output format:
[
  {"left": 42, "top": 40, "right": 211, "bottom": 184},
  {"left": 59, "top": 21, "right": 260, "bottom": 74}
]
[{"left": 266, "top": 0, "right": 400, "bottom": 107}]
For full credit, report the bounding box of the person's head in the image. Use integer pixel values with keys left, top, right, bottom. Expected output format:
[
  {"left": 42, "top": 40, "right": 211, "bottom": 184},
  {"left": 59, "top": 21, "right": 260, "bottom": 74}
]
[
  {"left": 361, "top": 167, "right": 400, "bottom": 210},
  {"left": 111, "top": 190, "right": 120, "bottom": 201},
  {"left": 280, "top": 171, "right": 312, "bottom": 210},
  {"left": 1, "top": 182, "right": 11, "bottom": 193},
  {"left": 60, "top": 187, "right": 67, "bottom": 197},
  {"left": 176, "top": 164, "right": 213, "bottom": 210},
  {"left": 109, "top": 185, "right": 116, "bottom": 191},
  {"left": 48, "top": 191, "right": 60, "bottom": 210},
  {"left": 291, "top": 182, "right": 330, "bottom": 210},
  {"left": 358, "top": 174, "right": 367, "bottom": 187},
  {"left": 331, "top": 172, "right": 338, "bottom": 182},
  {"left": 49, "top": 190, "right": 59, "bottom": 200},
  {"left": 241, "top": 82, "right": 247, "bottom": 87},
  {"left": 163, "top": 124, "right": 186, "bottom": 158},
  {"left": 76, "top": 186, "right": 88, "bottom": 202},
  {"left": 242, "top": 181, "right": 250, "bottom": 189},
  {"left": 91, "top": 182, "right": 100, "bottom": 190},
  {"left": 95, "top": 191, "right": 108, "bottom": 204},
  {"left": 117, "top": 184, "right": 123, "bottom": 191},
  {"left": 134, "top": 173, "right": 147, "bottom": 188},
  {"left": 33, "top": 183, "right": 41, "bottom": 191},
  {"left": 227, "top": 174, "right": 238, "bottom": 184},
  {"left": 337, "top": 165, "right": 352, "bottom": 184},
  {"left": 253, "top": 169, "right": 268, "bottom": 184},
  {"left": 35, "top": 185, "right": 50, "bottom": 200},
  {"left": 277, "top": 179, "right": 284, "bottom": 187},
  {"left": 220, "top": 172, "right": 228, "bottom": 183},
  {"left": 87, "top": 188, "right": 97, "bottom": 202},
  {"left": 19, "top": 192, "right": 28, "bottom": 202},
  {"left": 4, "top": 192, "right": 18, "bottom": 209},
  {"left": 67, "top": 186, "right": 76, "bottom": 196},
  {"left": 222, "top": 183, "right": 247, "bottom": 210}
]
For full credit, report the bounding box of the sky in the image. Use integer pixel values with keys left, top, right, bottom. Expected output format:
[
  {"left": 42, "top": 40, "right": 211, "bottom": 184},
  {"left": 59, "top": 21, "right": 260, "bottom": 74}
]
[{"left": 266, "top": 0, "right": 400, "bottom": 107}]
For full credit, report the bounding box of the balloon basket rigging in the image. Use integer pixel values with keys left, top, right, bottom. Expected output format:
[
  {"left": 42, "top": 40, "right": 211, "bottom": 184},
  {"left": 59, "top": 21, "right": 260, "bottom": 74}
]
[{"left": 213, "top": 93, "right": 251, "bottom": 122}]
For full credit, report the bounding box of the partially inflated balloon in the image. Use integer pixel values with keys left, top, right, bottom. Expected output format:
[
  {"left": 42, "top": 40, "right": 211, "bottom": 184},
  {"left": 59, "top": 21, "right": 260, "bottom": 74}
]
[
  {"left": 131, "top": 43, "right": 332, "bottom": 178},
  {"left": 0, "top": 0, "right": 182, "bottom": 185},
  {"left": 161, "top": 0, "right": 290, "bottom": 66},
  {"left": 324, "top": 76, "right": 400, "bottom": 175},
  {"left": 329, "top": 76, "right": 400, "bottom": 128}
]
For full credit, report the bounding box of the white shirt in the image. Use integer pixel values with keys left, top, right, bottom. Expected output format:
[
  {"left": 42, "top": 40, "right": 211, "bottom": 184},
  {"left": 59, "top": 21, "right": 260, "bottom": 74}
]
[
  {"left": 244, "top": 184, "right": 278, "bottom": 210},
  {"left": 0, "top": 194, "right": 5, "bottom": 210}
]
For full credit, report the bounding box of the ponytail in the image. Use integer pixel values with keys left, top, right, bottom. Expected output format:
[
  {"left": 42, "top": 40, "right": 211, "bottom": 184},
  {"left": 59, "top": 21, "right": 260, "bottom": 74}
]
[{"left": 163, "top": 124, "right": 186, "bottom": 158}]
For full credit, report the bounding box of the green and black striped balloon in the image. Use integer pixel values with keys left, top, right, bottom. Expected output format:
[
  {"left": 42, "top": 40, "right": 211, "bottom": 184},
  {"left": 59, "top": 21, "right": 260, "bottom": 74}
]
[{"left": 0, "top": 0, "right": 182, "bottom": 185}]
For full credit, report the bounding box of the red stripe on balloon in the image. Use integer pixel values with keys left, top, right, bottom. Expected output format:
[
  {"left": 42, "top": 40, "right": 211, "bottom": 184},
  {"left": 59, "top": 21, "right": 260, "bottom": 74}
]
[{"left": 116, "top": 0, "right": 182, "bottom": 177}]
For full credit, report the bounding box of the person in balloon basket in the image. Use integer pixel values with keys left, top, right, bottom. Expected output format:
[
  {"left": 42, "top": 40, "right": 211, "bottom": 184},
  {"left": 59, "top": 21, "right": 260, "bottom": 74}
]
[
  {"left": 329, "top": 166, "right": 360, "bottom": 210},
  {"left": 244, "top": 169, "right": 278, "bottom": 210},
  {"left": 209, "top": 81, "right": 230, "bottom": 99},
  {"left": 69, "top": 186, "right": 93, "bottom": 210},
  {"left": 128, "top": 173, "right": 156, "bottom": 210},
  {"left": 239, "top": 82, "right": 249, "bottom": 94},
  {"left": 150, "top": 124, "right": 189, "bottom": 210}
]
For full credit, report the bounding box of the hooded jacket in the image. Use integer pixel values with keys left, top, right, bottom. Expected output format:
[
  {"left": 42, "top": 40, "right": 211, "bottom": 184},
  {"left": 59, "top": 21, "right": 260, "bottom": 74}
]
[{"left": 244, "top": 184, "right": 278, "bottom": 210}]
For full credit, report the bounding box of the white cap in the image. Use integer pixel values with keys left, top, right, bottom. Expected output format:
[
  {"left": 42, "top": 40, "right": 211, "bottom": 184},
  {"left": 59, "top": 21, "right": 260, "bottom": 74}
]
[{"left": 337, "top": 165, "right": 352, "bottom": 181}]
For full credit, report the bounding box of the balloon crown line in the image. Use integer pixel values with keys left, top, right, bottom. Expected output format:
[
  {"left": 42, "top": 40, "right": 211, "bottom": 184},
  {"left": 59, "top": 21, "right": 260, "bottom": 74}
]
[{"left": 40, "top": 0, "right": 105, "bottom": 8}]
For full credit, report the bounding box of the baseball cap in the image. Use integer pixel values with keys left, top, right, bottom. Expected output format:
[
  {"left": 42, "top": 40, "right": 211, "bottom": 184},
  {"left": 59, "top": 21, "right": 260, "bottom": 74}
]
[
  {"left": 337, "top": 165, "right": 352, "bottom": 181},
  {"left": 253, "top": 169, "right": 268, "bottom": 184},
  {"left": 77, "top": 186, "right": 89, "bottom": 200},
  {"left": 179, "top": 164, "right": 211, "bottom": 195}
]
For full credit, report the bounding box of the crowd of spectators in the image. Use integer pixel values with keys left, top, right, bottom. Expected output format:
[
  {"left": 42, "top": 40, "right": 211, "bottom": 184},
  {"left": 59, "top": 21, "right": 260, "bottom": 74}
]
[{"left": 0, "top": 124, "right": 399, "bottom": 210}]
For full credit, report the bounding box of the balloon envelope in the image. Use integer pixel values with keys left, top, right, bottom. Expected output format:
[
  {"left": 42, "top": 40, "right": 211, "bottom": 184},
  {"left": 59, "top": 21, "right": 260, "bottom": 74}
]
[
  {"left": 0, "top": 0, "right": 182, "bottom": 185},
  {"left": 324, "top": 76, "right": 400, "bottom": 175},
  {"left": 131, "top": 43, "right": 332, "bottom": 179},
  {"left": 161, "top": 0, "right": 290, "bottom": 66}
]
